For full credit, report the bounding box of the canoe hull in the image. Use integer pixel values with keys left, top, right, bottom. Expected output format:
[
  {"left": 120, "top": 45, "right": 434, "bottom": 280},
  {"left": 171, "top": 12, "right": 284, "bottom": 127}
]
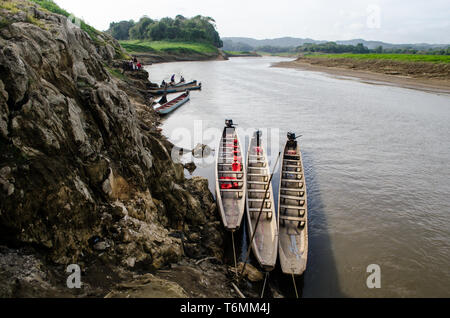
[
  {"left": 155, "top": 93, "right": 190, "bottom": 115},
  {"left": 245, "top": 132, "right": 278, "bottom": 271},
  {"left": 277, "top": 141, "right": 308, "bottom": 276},
  {"left": 150, "top": 82, "right": 201, "bottom": 95},
  {"left": 215, "top": 127, "right": 246, "bottom": 231}
]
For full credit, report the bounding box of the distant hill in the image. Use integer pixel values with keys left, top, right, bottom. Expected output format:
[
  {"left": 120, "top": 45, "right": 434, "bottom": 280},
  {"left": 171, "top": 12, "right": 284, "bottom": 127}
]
[{"left": 222, "top": 37, "right": 449, "bottom": 51}]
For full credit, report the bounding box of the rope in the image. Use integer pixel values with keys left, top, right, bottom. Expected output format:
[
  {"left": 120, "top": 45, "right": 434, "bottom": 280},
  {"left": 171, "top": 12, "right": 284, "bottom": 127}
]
[
  {"left": 231, "top": 231, "right": 237, "bottom": 276},
  {"left": 239, "top": 152, "right": 282, "bottom": 278},
  {"left": 292, "top": 273, "right": 299, "bottom": 299},
  {"left": 261, "top": 272, "right": 269, "bottom": 298}
]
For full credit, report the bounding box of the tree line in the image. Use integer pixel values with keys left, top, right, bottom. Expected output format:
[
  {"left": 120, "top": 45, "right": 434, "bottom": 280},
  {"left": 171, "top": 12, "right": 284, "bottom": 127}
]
[
  {"left": 107, "top": 15, "right": 223, "bottom": 48},
  {"left": 297, "top": 42, "right": 450, "bottom": 55},
  {"left": 223, "top": 39, "right": 450, "bottom": 55}
]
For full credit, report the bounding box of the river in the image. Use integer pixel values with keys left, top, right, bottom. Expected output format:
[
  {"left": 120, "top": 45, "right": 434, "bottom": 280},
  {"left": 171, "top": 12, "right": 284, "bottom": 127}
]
[{"left": 146, "top": 57, "right": 450, "bottom": 298}]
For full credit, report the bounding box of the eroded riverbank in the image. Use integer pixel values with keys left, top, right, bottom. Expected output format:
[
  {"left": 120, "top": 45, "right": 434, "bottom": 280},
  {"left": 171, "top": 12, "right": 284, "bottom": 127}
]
[{"left": 274, "top": 57, "right": 450, "bottom": 95}]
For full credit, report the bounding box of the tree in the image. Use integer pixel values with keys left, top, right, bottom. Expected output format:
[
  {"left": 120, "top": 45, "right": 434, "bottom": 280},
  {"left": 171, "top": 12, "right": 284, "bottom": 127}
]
[
  {"left": 108, "top": 20, "right": 134, "bottom": 40},
  {"left": 108, "top": 14, "right": 223, "bottom": 47}
]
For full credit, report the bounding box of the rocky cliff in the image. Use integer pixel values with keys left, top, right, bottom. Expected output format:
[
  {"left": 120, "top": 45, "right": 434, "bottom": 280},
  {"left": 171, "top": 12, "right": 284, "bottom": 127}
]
[{"left": 0, "top": 0, "right": 226, "bottom": 297}]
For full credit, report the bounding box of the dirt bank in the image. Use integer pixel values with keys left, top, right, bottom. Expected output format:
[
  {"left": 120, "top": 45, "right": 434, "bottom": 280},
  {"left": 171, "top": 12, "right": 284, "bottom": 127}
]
[
  {"left": 133, "top": 50, "right": 227, "bottom": 65},
  {"left": 274, "top": 56, "right": 450, "bottom": 95}
]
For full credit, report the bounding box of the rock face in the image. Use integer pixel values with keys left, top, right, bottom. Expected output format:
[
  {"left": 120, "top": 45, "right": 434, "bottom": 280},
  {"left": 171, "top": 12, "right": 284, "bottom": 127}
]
[{"left": 0, "top": 0, "right": 223, "bottom": 291}]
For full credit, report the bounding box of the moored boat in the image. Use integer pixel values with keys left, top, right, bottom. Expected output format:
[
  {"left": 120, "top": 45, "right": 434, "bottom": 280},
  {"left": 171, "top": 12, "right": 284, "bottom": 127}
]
[
  {"left": 149, "top": 81, "right": 201, "bottom": 95},
  {"left": 215, "top": 120, "right": 246, "bottom": 231},
  {"left": 246, "top": 131, "right": 278, "bottom": 272},
  {"left": 154, "top": 92, "right": 190, "bottom": 115},
  {"left": 277, "top": 132, "right": 308, "bottom": 276}
]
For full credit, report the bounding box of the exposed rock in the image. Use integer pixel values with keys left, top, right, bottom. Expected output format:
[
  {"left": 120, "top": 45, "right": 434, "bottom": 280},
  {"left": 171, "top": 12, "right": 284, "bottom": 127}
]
[
  {"left": 235, "top": 262, "right": 264, "bottom": 282},
  {"left": 0, "top": 0, "right": 223, "bottom": 277},
  {"left": 192, "top": 143, "right": 213, "bottom": 159},
  {"left": 184, "top": 162, "right": 197, "bottom": 174},
  {"left": 0, "top": 246, "right": 69, "bottom": 298}
]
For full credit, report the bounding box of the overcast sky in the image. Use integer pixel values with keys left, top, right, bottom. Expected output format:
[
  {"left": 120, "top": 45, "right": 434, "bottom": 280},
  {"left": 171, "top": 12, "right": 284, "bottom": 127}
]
[{"left": 54, "top": 0, "right": 450, "bottom": 44}]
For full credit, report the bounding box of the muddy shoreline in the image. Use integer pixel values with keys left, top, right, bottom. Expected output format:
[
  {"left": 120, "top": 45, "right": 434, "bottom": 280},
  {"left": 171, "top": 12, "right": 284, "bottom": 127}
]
[
  {"left": 274, "top": 57, "right": 450, "bottom": 95},
  {"left": 133, "top": 51, "right": 227, "bottom": 65}
]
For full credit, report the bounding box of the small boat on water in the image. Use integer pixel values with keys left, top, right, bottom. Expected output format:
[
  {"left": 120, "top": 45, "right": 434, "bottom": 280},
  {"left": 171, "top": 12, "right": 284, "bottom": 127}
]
[
  {"left": 154, "top": 92, "right": 190, "bottom": 115},
  {"left": 173, "top": 80, "right": 197, "bottom": 87},
  {"left": 149, "top": 81, "right": 202, "bottom": 95},
  {"left": 246, "top": 131, "right": 278, "bottom": 272},
  {"left": 277, "top": 132, "right": 308, "bottom": 276},
  {"left": 215, "top": 120, "right": 246, "bottom": 231}
]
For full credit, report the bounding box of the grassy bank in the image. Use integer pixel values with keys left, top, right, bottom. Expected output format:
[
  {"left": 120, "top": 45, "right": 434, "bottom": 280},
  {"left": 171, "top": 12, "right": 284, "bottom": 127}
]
[
  {"left": 120, "top": 40, "right": 218, "bottom": 55},
  {"left": 29, "top": 0, "right": 99, "bottom": 40},
  {"left": 224, "top": 50, "right": 261, "bottom": 57},
  {"left": 306, "top": 53, "right": 450, "bottom": 64}
]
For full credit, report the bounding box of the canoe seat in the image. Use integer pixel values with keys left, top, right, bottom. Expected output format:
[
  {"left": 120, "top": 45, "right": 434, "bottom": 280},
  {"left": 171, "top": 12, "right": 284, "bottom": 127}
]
[
  {"left": 282, "top": 179, "right": 304, "bottom": 184},
  {"left": 280, "top": 215, "right": 306, "bottom": 228},
  {"left": 220, "top": 189, "right": 244, "bottom": 198},
  {"left": 248, "top": 199, "right": 271, "bottom": 209},
  {"left": 280, "top": 204, "right": 305, "bottom": 210},
  {"left": 247, "top": 174, "right": 269, "bottom": 182},
  {"left": 248, "top": 181, "right": 269, "bottom": 185},
  {"left": 281, "top": 206, "right": 306, "bottom": 218},
  {"left": 280, "top": 194, "right": 301, "bottom": 200},
  {"left": 283, "top": 159, "right": 300, "bottom": 164},
  {"left": 282, "top": 171, "right": 303, "bottom": 176},
  {"left": 219, "top": 171, "right": 244, "bottom": 175},
  {"left": 281, "top": 197, "right": 305, "bottom": 206},
  {"left": 284, "top": 164, "right": 302, "bottom": 170},
  {"left": 219, "top": 163, "right": 243, "bottom": 169},
  {"left": 282, "top": 174, "right": 303, "bottom": 181},
  {"left": 249, "top": 160, "right": 267, "bottom": 164},
  {"left": 280, "top": 188, "right": 305, "bottom": 196},
  {"left": 249, "top": 209, "right": 273, "bottom": 220},
  {"left": 248, "top": 190, "right": 270, "bottom": 199},
  {"left": 281, "top": 181, "right": 304, "bottom": 189}
]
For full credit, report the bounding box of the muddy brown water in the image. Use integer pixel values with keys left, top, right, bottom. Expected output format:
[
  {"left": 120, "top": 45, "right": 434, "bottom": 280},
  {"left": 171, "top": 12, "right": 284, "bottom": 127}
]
[{"left": 146, "top": 57, "right": 450, "bottom": 298}]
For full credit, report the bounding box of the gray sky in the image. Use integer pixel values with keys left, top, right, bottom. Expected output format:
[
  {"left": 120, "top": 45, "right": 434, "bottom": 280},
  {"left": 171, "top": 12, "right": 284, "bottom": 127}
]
[{"left": 54, "top": 0, "right": 450, "bottom": 44}]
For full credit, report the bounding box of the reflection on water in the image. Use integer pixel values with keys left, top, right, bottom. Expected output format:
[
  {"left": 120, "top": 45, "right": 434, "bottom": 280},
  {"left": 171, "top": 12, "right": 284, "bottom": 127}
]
[{"left": 146, "top": 57, "right": 450, "bottom": 297}]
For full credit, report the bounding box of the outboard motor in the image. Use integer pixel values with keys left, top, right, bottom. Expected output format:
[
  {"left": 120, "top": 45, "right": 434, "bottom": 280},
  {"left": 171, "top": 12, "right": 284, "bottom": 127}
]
[
  {"left": 255, "top": 130, "right": 262, "bottom": 147},
  {"left": 225, "top": 119, "right": 235, "bottom": 128},
  {"left": 287, "top": 132, "right": 298, "bottom": 148}
]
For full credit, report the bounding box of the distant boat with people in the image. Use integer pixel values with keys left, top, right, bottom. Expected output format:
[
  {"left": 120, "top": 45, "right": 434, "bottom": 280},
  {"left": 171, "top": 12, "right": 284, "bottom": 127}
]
[{"left": 149, "top": 81, "right": 202, "bottom": 95}]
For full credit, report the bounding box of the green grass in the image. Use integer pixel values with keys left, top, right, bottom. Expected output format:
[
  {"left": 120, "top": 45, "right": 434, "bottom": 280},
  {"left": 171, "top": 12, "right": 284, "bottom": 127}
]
[
  {"left": 224, "top": 50, "right": 251, "bottom": 55},
  {"left": 26, "top": 12, "right": 45, "bottom": 28},
  {"left": 105, "top": 67, "right": 128, "bottom": 81},
  {"left": 0, "top": 1, "right": 20, "bottom": 13},
  {"left": 256, "top": 51, "right": 296, "bottom": 57},
  {"left": 307, "top": 53, "right": 450, "bottom": 64},
  {"left": 30, "top": 0, "right": 101, "bottom": 40},
  {"left": 120, "top": 40, "right": 218, "bottom": 55}
]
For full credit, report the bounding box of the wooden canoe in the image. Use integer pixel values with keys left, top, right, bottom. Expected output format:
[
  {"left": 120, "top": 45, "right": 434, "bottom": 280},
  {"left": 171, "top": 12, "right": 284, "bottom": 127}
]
[
  {"left": 154, "top": 92, "right": 190, "bottom": 115},
  {"left": 149, "top": 82, "right": 201, "bottom": 95},
  {"left": 246, "top": 131, "right": 278, "bottom": 271},
  {"left": 215, "top": 120, "right": 246, "bottom": 231},
  {"left": 173, "top": 80, "right": 197, "bottom": 87},
  {"left": 277, "top": 134, "right": 308, "bottom": 276}
]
